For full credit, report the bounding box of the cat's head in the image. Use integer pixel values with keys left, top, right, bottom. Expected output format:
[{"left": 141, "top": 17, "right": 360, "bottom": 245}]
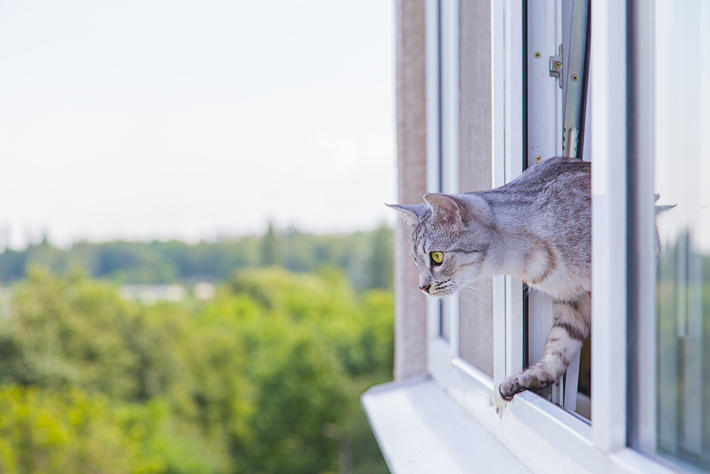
[{"left": 387, "top": 193, "right": 495, "bottom": 298}]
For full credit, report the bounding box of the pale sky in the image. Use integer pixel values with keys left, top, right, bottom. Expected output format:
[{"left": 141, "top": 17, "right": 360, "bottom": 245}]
[{"left": 0, "top": 0, "right": 396, "bottom": 248}]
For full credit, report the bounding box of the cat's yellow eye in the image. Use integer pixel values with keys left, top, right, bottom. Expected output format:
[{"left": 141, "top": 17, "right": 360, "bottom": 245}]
[{"left": 430, "top": 251, "right": 444, "bottom": 265}]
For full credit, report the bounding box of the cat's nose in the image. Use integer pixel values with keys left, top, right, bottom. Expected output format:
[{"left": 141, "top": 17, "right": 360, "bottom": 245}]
[{"left": 420, "top": 284, "right": 431, "bottom": 293}]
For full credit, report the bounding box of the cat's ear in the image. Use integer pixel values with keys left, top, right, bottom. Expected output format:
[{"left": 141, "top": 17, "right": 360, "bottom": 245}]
[
  {"left": 654, "top": 194, "right": 676, "bottom": 218},
  {"left": 424, "top": 193, "right": 493, "bottom": 230},
  {"left": 386, "top": 203, "right": 428, "bottom": 226},
  {"left": 655, "top": 204, "right": 676, "bottom": 217},
  {"left": 423, "top": 193, "right": 466, "bottom": 231}
]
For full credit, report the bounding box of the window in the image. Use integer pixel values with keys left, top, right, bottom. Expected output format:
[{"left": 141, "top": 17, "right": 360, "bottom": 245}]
[
  {"left": 426, "top": 0, "right": 496, "bottom": 383},
  {"left": 628, "top": 1, "right": 710, "bottom": 471},
  {"left": 525, "top": 0, "right": 592, "bottom": 414},
  {"left": 426, "top": 0, "right": 591, "bottom": 416},
  {"left": 366, "top": 1, "right": 709, "bottom": 473}
]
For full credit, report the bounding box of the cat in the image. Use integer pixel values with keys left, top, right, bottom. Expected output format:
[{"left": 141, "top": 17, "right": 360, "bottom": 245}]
[{"left": 388, "top": 156, "right": 591, "bottom": 400}]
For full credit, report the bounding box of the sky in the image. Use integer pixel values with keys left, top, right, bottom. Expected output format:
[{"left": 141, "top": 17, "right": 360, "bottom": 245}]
[{"left": 0, "top": 0, "right": 396, "bottom": 249}]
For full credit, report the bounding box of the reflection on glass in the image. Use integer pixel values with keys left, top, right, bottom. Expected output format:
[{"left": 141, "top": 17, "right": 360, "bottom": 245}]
[{"left": 654, "top": 0, "right": 710, "bottom": 469}]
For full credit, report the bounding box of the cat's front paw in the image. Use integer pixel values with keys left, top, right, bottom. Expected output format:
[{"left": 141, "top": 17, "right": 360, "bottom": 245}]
[{"left": 498, "top": 376, "right": 524, "bottom": 401}]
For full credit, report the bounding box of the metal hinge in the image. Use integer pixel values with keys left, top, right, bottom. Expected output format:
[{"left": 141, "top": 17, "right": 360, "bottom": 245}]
[{"left": 549, "top": 44, "right": 564, "bottom": 89}]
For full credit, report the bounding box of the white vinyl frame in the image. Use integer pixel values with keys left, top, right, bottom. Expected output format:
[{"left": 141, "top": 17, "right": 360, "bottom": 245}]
[
  {"left": 501, "top": 0, "right": 524, "bottom": 385},
  {"left": 440, "top": 0, "right": 461, "bottom": 359},
  {"left": 627, "top": 0, "right": 658, "bottom": 455},
  {"left": 525, "top": 0, "right": 579, "bottom": 410},
  {"left": 421, "top": 0, "right": 681, "bottom": 473},
  {"left": 425, "top": 0, "right": 461, "bottom": 389},
  {"left": 589, "top": 0, "right": 628, "bottom": 453}
]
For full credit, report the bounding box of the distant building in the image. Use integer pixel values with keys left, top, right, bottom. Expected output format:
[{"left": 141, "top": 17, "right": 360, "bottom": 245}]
[
  {"left": 119, "top": 284, "right": 187, "bottom": 304},
  {"left": 193, "top": 282, "right": 216, "bottom": 301}
]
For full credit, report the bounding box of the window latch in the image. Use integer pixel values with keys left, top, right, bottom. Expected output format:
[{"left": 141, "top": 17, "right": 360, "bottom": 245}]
[{"left": 549, "top": 44, "right": 564, "bottom": 89}]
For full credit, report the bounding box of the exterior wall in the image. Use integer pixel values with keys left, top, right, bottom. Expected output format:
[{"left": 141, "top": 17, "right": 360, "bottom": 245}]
[{"left": 393, "top": 0, "right": 428, "bottom": 380}]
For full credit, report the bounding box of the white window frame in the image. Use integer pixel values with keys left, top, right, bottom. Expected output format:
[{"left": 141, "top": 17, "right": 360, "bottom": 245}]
[
  {"left": 525, "top": 0, "right": 587, "bottom": 412},
  {"left": 421, "top": 1, "right": 682, "bottom": 473}
]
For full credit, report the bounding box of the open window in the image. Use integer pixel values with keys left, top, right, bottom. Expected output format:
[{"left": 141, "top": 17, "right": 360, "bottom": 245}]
[
  {"left": 426, "top": 0, "right": 592, "bottom": 418},
  {"left": 627, "top": 0, "right": 710, "bottom": 470},
  {"left": 365, "top": 1, "right": 710, "bottom": 473}
]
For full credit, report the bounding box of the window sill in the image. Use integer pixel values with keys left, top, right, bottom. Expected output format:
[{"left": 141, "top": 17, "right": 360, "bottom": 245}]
[
  {"left": 363, "top": 368, "right": 679, "bottom": 474},
  {"left": 361, "top": 376, "right": 532, "bottom": 474}
]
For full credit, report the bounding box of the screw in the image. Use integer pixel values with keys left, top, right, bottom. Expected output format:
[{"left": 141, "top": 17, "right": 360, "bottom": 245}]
[
  {"left": 535, "top": 156, "right": 542, "bottom": 163},
  {"left": 554, "top": 61, "right": 562, "bottom": 70},
  {"left": 571, "top": 74, "right": 579, "bottom": 82},
  {"left": 534, "top": 51, "right": 541, "bottom": 58}
]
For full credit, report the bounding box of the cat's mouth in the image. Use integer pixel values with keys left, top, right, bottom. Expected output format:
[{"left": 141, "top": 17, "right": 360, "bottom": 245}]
[{"left": 428, "top": 280, "right": 457, "bottom": 297}]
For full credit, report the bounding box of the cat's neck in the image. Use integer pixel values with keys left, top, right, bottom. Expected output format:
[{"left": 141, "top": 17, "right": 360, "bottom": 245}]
[{"left": 482, "top": 202, "right": 551, "bottom": 283}]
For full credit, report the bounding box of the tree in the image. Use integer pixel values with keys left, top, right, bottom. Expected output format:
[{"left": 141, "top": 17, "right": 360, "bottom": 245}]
[
  {"left": 0, "top": 266, "right": 394, "bottom": 474},
  {"left": 367, "top": 224, "right": 393, "bottom": 289},
  {"left": 260, "top": 222, "right": 278, "bottom": 266},
  {"left": 0, "top": 268, "right": 182, "bottom": 401},
  {"left": 0, "top": 386, "right": 164, "bottom": 474}
]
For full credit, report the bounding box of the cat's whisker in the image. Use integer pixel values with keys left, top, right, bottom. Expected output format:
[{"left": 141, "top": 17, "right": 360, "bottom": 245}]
[
  {"left": 457, "top": 293, "right": 491, "bottom": 314},
  {"left": 457, "top": 286, "right": 485, "bottom": 299},
  {"left": 458, "top": 286, "right": 489, "bottom": 299},
  {"left": 459, "top": 282, "right": 487, "bottom": 292},
  {"left": 458, "top": 292, "right": 487, "bottom": 304},
  {"left": 456, "top": 292, "right": 487, "bottom": 314},
  {"left": 460, "top": 281, "right": 491, "bottom": 295}
]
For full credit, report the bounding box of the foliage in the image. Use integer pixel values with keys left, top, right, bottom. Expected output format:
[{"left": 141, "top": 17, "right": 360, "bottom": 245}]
[
  {"left": 367, "top": 224, "right": 394, "bottom": 290},
  {"left": 0, "top": 269, "right": 183, "bottom": 402},
  {"left": 0, "top": 226, "right": 394, "bottom": 290},
  {"left": 0, "top": 267, "right": 393, "bottom": 473},
  {"left": 260, "top": 222, "right": 278, "bottom": 267},
  {"left": 0, "top": 386, "right": 163, "bottom": 474}
]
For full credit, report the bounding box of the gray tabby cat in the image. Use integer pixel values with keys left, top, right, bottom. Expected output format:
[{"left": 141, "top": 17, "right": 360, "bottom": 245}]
[{"left": 388, "top": 156, "right": 590, "bottom": 400}]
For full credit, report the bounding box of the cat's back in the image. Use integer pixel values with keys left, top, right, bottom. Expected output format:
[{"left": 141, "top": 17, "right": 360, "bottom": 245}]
[
  {"left": 480, "top": 157, "right": 591, "bottom": 296},
  {"left": 511, "top": 156, "right": 590, "bottom": 198},
  {"left": 521, "top": 157, "right": 591, "bottom": 294},
  {"left": 507, "top": 157, "right": 590, "bottom": 235},
  {"left": 478, "top": 156, "right": 590, "bottom": 215}
]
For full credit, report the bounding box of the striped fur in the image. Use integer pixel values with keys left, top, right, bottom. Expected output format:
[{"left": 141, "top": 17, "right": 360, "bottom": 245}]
[{"left": 389, "top": 157, "right": 591, "bottom": 400}]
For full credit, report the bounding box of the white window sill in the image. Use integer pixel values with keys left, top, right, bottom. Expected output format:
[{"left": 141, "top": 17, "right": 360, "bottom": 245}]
[
  {"left": 361, "top": 376, "right": 532, "bottom": 474},
  {"left": 364, "top": 371, "right": 680, "bottom": 474}
]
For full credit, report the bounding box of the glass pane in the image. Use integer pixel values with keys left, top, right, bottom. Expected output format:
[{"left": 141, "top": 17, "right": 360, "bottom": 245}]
[
  {"left": 459, "top": 278, "right": 493, "bottom": 376},
  {"left": 440, "top": 299, "right": 449, "bottom": 341},
  {"left": 654, "top": 0, "right": 710, "bottom": 469}
]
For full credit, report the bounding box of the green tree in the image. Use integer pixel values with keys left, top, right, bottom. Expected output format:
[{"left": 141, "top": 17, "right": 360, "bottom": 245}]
[
  {"left": 367, "top": 224, "right": 393, "bottom": 289},
  {"left": 260, "top": 222, "right": 278, "bottom": 266},
  {"left": 0, "top": 268, "right": 183, "bottom": 401},
  {"left": 0, "top": 266, "right": 393, "bottom": 474},
  {"left": 243, "top": 323, "right": 349, "bottom": 474},
  {"left": 0, "top": 386, "right": 164, "bottom": 474},
  {"left": 0, "top": 226, "right": 391, "bottom": 288},
  {"left": 223, "top": 268, "right": 393, "bottom": 473}
]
